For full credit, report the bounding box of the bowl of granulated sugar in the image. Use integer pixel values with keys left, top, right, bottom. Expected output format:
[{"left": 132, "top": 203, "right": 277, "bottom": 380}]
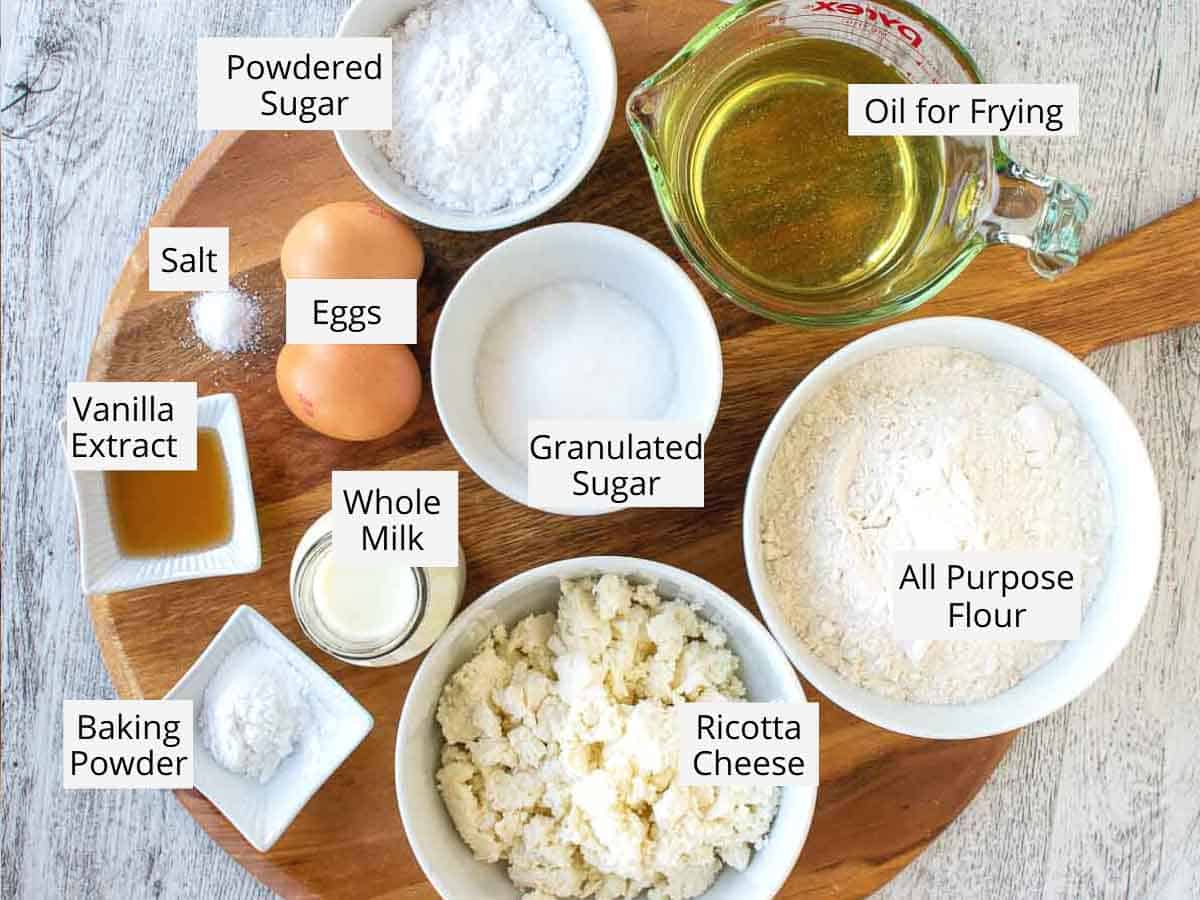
[
  {"left": 336, "top": 0, "right": 617, "bottom": 231},
  {"left": 431, "top": 222, "right": 722, "bottom": 515}
]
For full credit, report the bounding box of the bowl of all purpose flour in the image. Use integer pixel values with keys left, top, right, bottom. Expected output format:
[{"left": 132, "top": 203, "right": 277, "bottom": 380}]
[
  {"left": 336, "top": 0, "right": 617, "bottom": 230},
  {"left": 396, "top": 557, "right": 817, "bottom": 899},
  {"left": 742, "top": 317, "right": 1161, "bottom": 740}
]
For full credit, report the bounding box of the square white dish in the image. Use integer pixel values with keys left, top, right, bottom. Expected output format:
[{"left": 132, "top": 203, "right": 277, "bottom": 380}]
[
  {"left": 164, "top": 605, "right": 374, "bottom": 852},
  {"left": 62, "top": 392, "right": 262, "bottom": 594}
]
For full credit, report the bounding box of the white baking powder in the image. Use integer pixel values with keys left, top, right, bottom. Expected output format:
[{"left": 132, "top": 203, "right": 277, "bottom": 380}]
[
  {"left": 370, "top": 0, "right": 586, "bottom": 213},
  {"left": 201, "top": 639, "right": 315, "bottom": 783},
  {"left": 760, "top": 347, "right": 1113, "bottom": 703},
  {"left": 189, "top": 287, "right": 261, "bottom": 354},
  {"left": 476, "top": 280, "right": 676, "bottom": 462}
]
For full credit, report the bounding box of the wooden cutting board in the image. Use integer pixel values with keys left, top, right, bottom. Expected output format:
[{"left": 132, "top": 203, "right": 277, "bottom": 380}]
[{"left": 84, "top": 1, "right": 1199, "bottom": 896}]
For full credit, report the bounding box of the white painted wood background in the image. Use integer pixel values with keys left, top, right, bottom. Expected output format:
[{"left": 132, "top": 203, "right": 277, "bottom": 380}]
[{"left": 1, "top": 0, "right": 1197, "bottom": 896}]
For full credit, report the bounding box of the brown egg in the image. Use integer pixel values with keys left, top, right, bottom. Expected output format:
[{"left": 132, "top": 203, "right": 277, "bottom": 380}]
[
  {"left": 276, "top": 344, "right": 422, "bottom": 441},
  {"left": 280, "top": 201, "right": 424, "bottom": 280}
]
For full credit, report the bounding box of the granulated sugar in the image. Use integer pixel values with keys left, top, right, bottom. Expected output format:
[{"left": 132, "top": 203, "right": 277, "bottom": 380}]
[
  {"left": 476, "top": 280, "right": 675, "bottom": 462},
  {"left": 371, "top": 0, "right": 586, "bottom": 214},
  {"left": 759, "top": 347, "right": 1113, "bottom": 704}
]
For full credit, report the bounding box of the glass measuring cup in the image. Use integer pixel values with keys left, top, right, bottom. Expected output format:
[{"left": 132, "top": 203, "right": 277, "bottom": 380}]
[{"left": 627, "top": 0, "right": 1090, "bottom": 327}]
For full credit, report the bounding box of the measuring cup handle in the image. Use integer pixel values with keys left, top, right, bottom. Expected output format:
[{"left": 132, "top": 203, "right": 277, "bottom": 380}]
[{"left": 979, "top": 155, "right": 1092, "bottom": 278}]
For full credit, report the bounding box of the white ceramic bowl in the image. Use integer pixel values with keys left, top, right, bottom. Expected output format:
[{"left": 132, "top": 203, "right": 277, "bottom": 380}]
[
  {"left": 335, "top": 0, "right": 617, "bottom": 231},
  {"left": 396, "top": 556, "right": 817, "bottom": 900},
  {"left": 164, "top": 605, "right": 374, "bottom": 852},
  {"left": 62, "top": 392, "right": 262, "bottom": 594},
  {"left": 742, "top": 317, "right": 1162, "bottom": 740},
  {"left": 432, "top": 223, "right": 723, "bottom": 514}
]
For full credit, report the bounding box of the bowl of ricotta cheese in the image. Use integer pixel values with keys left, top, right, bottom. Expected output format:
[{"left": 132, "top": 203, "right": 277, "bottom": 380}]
[
  {"left": 431, "top": 222, "right": 723, "bottom": 516},
  {"left": 396, "top": 556, "right": 817, "bottom": 899}
]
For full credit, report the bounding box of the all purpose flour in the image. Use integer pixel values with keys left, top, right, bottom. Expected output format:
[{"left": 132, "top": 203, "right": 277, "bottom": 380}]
[{"left": 760, "top": 347, "right": 1113, "bottom": 703}]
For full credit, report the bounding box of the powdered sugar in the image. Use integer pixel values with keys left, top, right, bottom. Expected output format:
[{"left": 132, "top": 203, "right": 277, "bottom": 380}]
[
  {"left": 760, "top": 347, "right": 1113, "bottom": 704},
  {"left": 371, "top": 0, "right": 587, "bottom": 214}
]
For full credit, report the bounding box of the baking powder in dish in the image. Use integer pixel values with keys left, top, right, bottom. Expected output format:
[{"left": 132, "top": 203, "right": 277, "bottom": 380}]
[{"left": 201, "top": 639, "right": 318, "bottom": 783}]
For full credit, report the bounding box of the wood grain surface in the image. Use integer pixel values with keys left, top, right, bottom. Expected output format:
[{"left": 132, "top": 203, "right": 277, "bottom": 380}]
[
  {"left": 83, "top": 40, "right": 1200, "bottom": 900},
  {"left": 3, "top": 1, "right": 1199, "bottom": 899}
]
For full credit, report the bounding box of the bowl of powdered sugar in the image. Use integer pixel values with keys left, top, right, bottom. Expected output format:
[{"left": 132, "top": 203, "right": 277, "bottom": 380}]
[
  {"left": 336, "top": 0, "right": 616, "bottom": 230},
  {"left": 743, "top": 317, "right": 1161, "bottom": 739}
]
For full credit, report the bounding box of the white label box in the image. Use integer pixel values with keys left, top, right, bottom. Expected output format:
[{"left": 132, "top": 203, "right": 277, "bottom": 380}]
[
  {"left": 285, "top": 278, "right": 417, "bottom": 344},
  {"left": 890, "top": 550, "right": 1082, "bottom": 641},
  {"left": 63, "top": 700, "right": 194, "bottom": 789},
  {"left": 526, "top": 419, "right": 705, "bottom": 512},
  {"left": 678, "top": 702, "right": 819, "bottom": 787},
  {"left": 848, "top": 84, "right": 1079, "bottom": 136},
  {"left": 197, "top": 38, "right": 391, "bottom": 130},
  {"left": 65, "top": 382, "right": 197, "bottom": 471},
  {"left": 148, "top": 227, "right": 228, "bottom": 292},
  {"left": 332, "top": 470, "right": 458, "bottom": 567}
]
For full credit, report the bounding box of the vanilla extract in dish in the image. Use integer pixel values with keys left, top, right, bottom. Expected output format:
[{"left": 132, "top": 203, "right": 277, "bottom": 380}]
[{"left": 105, "top": 428, "right": 232, "bottom": 556}]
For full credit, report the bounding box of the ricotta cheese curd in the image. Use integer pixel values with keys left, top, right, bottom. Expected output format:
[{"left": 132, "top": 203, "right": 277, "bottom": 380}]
[{"left": 436, "top": 574, "right": 778, "bottom": 899}]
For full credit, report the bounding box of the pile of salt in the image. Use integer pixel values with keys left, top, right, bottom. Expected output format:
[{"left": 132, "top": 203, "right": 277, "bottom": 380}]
[{"left": 189, "top": 288, "right": 261, "bottom": 355}]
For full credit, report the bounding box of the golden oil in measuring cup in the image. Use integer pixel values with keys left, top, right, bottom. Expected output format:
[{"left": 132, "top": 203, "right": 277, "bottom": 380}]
[{"left": 677, "top": 38, "right": 945, "bottom": 299}]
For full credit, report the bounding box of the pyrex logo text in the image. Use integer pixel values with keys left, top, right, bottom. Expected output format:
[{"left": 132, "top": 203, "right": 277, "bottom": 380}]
[{"left": 811, "top": 2, "right": 924, "bottom": 48}]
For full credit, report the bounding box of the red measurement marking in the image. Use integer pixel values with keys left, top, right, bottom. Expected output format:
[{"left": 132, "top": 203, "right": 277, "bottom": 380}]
[{"left": 810, "top": 2, "right": 925, "bottom": 49}]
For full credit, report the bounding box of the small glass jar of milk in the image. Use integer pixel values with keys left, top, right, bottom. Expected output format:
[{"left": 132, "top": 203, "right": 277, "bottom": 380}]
[{"left": 289, "top": 511, "right": 465, "bottom": 667}]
